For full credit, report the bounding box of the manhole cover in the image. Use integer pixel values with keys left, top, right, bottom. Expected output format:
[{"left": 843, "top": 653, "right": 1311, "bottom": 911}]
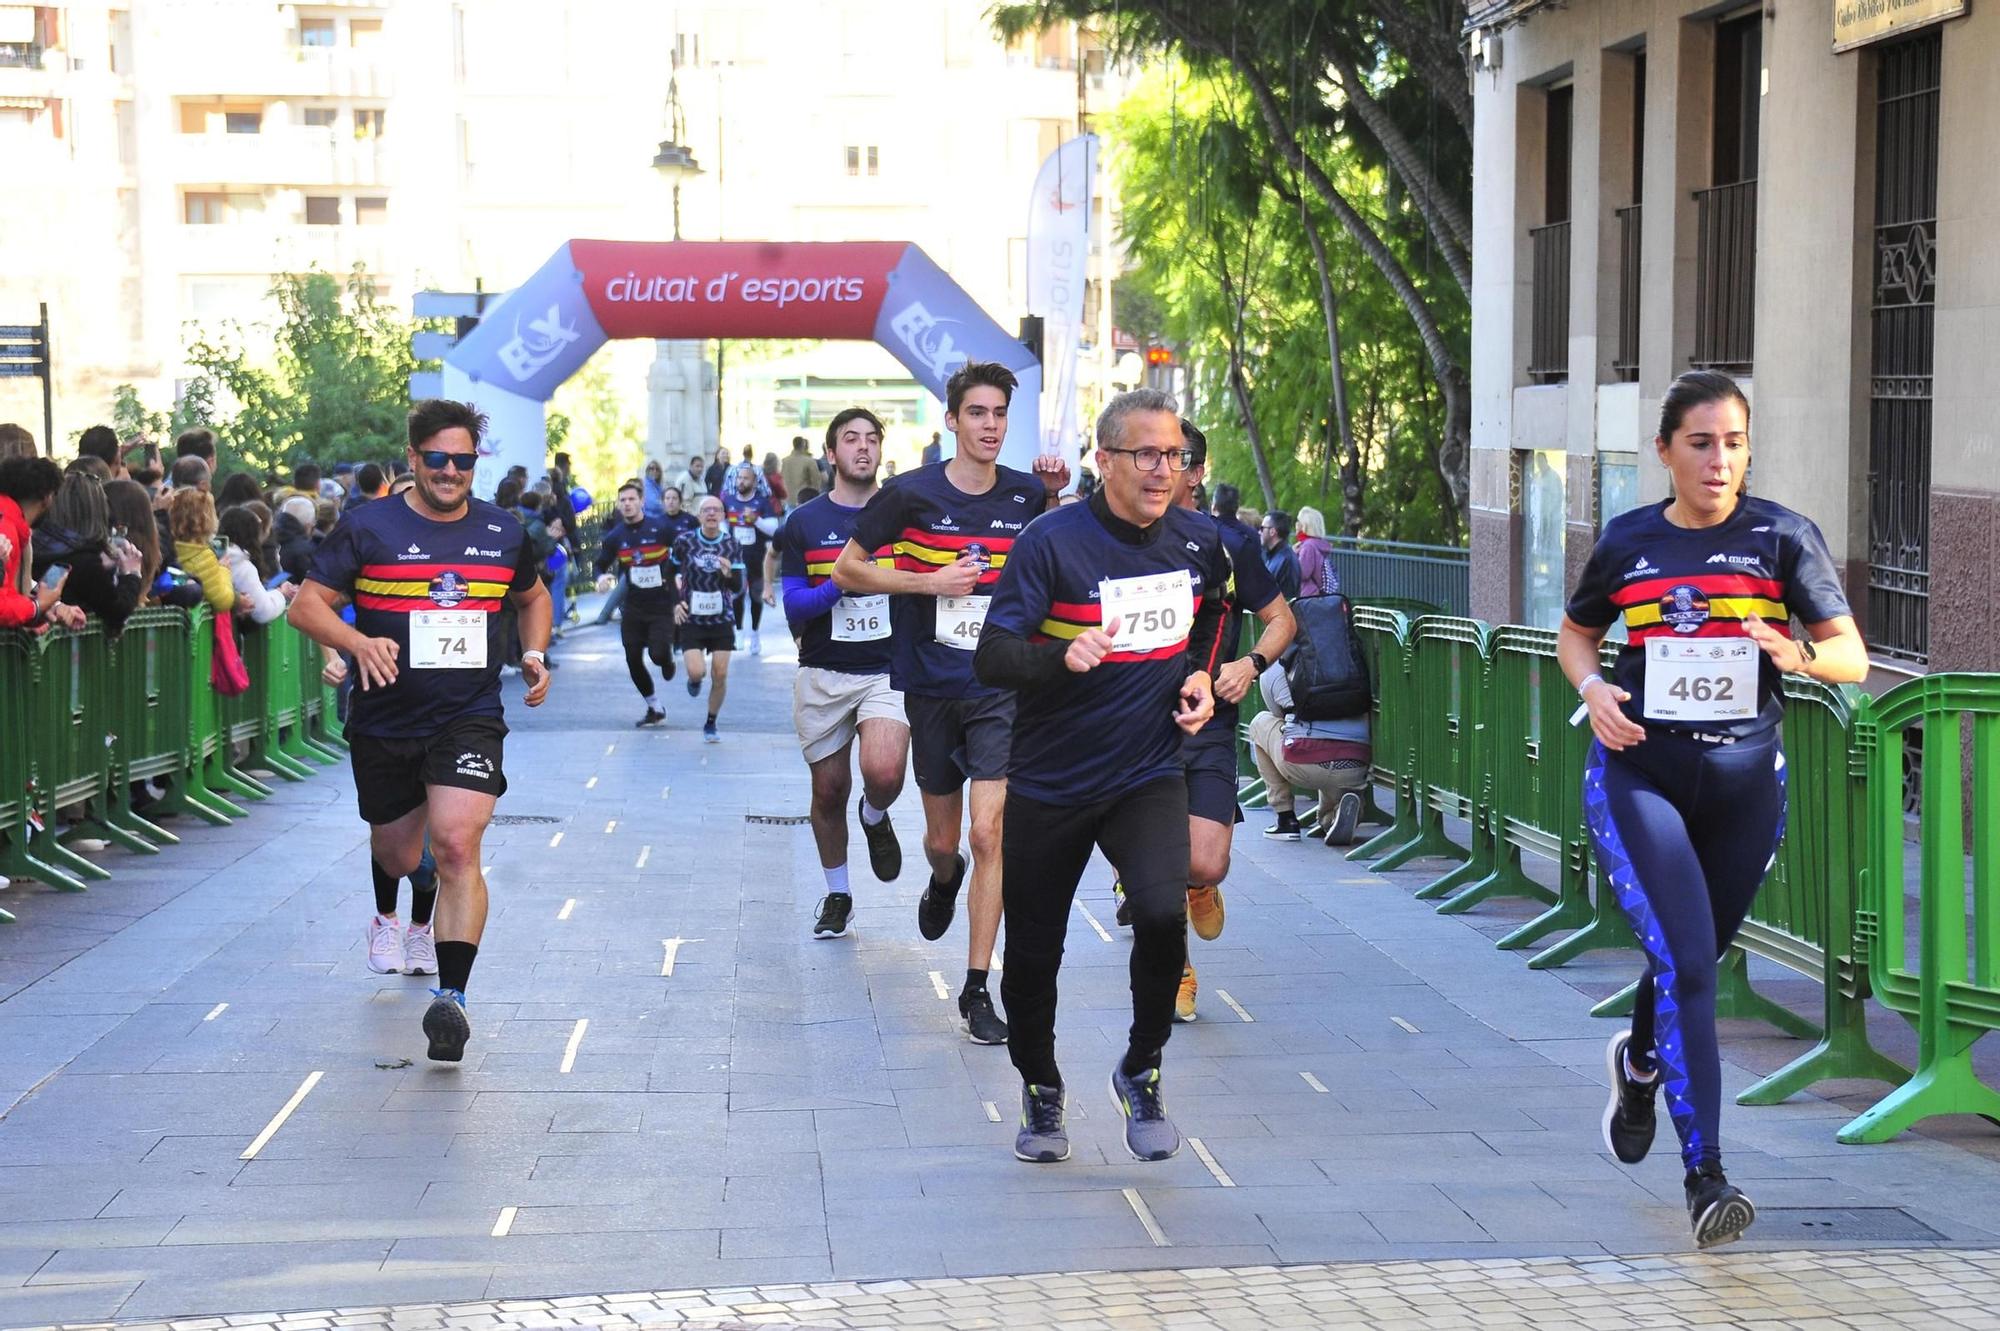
[
  {"left": 1760, "top": 1207, "right": 1946, "bottom": 1242},
  {"left": 744, "top": 813, "right": 811, "bottom": 826},
  {"left": 490, "top": 814, "right": 560, "bottom": 825}
]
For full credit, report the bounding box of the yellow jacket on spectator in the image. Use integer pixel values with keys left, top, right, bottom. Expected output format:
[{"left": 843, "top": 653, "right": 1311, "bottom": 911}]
[{"left": 173, "top": 539, "right": 235, "bottom": 616}]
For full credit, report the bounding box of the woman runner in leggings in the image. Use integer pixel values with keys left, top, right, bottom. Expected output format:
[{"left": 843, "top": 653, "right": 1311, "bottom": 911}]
[{"left": 1558, "top": 371, "right": 1868, "bottom": 1248}]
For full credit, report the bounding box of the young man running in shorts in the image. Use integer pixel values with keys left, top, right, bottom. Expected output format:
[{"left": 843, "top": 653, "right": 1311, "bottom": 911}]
[
  {"left": 291, "top": 399, "right": 552, "bottom": 1062},
  {"left": 673, "top": 494, "right": 743, "bottom": 743},
  {"left": 774, "top": 408, "right": 907, "bottom": 939},
  {"left": 595, "top": 479, "right": 680, "bottom": 726},
  {"left": 833, "top": 361, "right": 1067, "bottom": 1044}
]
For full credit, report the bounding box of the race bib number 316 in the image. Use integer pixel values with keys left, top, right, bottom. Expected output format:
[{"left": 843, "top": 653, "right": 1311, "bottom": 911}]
[
  {"left": 1643, "top": 637, "right": 1758, "bottom": 722},
  {"left": 832, "top": 594, "right": 890, "bottom": 643}
]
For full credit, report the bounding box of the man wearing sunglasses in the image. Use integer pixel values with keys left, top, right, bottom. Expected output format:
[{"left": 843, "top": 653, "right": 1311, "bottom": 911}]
[
  {"left": 293, "top": 399, "right": 553, "bottom": 1064},
  {"left": 972, "top": 388, "right": 1226, "bottom": 1166}
]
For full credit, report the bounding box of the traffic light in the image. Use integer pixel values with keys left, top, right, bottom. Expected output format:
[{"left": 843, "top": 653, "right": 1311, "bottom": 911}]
[{"left": 1145, "top": 345, "right": 1174, "bottom": 367}]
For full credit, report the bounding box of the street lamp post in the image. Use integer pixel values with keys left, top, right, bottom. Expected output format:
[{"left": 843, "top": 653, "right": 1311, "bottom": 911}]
[{"left": 645, "top": 73, "right": 714, "bottom": 473}]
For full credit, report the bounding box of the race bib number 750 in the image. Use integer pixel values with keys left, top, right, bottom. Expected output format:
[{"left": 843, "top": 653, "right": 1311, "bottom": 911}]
[{"left": 1098, "top": 570, "right": 1193, "bottom": 655}]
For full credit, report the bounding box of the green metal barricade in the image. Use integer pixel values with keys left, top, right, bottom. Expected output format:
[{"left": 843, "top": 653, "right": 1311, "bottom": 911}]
[
  {"left": 1346, "top": 608, "right": 1418, "bottom": 862},
  {"left": 1841, "top": 674, "right": 2000, "bottom": 1143},
  {"left": 102, "top": 608, "right": 189, "bottom": 850},
  {"left": 0, "top": 628, "right": 87, "bottom": 901},
  {"left": 1363, "top": 616, "right": 1483, "bottom": 875},
  {"left": 293, "top": 624, "right": 346, "bottom": 756},
  {"left": 1726, "top": 677, "right": 1910, "bottom": 1102},
  {"left": 252, "top": 617, "right": 315, "bottom": 780},
  {"left": 1445, "top": 627, "right": 1576, "bottom": 924},
  {"left": 185, "top": 609, "right": 261, "bottom": 812},
  {"left": 26, "top": 622, "right": 125, "bottom": 882}
]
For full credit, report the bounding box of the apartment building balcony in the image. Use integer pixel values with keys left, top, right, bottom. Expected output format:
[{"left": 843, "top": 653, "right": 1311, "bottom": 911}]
[
  {"left": 0, "top": 41, "right": 57, "bottom": 98},
  {"left": 169, "top": 129, "right": 390, "bottom": 189},
  {"left": 1691, "top": 179, "right": 1756, "bottom": 372},
  {"left": 174, "top": 223, "right": 393, "bottom": 279},
  {"left": 151, "top": 37, "right": 394, "bottom": 100}
]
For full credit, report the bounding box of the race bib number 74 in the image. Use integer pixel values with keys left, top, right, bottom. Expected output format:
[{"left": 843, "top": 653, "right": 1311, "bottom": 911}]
[{"left": 409, "top": 609, "right": 488, "bottom": 670}]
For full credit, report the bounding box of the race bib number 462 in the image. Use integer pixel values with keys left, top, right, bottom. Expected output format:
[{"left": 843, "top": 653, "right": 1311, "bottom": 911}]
[
  {"left": 1099, "top": 570, "right": 1193, "bottom": 655},
  {"left": 935, "top": 594, "right": 989, "bottom": 650},
  {"left": 1643, "top": 637, "right": 1758, "bottom": 722},
  {"left": 409, "top": 609, "right": 488, "bottom": 670}
]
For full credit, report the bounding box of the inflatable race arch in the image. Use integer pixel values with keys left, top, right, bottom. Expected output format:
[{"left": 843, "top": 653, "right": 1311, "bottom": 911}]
[{"left": 440, "top": 240, "right": 1045, "bottom": 495}]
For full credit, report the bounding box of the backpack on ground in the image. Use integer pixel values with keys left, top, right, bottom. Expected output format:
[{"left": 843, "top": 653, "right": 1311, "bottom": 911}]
[{"left": 1282, "top": 592, "right": 1371, "bottom": 721}]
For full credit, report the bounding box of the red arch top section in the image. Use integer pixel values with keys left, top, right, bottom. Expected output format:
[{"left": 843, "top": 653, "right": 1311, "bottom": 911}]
[{"left": 571, "top": 240, "right": 910, "bottom": 341}]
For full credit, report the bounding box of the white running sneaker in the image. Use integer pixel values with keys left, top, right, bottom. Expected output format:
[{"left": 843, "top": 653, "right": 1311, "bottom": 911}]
[
  {"left": 366, "top": 915, "right": 406, "bottom": 974},
  {"left": 403, "top": 922, "right": 438, "bottom": 976},
  {"left": 750, "top": 630, "right": 761, "bottom": 655}
]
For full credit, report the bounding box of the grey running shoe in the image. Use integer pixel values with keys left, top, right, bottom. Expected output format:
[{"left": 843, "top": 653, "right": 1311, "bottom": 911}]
[
  {"left": 1108, "top": 1063, "right": 1181, "bottom": 1161},
  {"left": 422, "top": 988, "right": 470, "bottom": 1063},
  {"left": 1014, "top": 1083, "right": 1070, "bottom": 1163}
]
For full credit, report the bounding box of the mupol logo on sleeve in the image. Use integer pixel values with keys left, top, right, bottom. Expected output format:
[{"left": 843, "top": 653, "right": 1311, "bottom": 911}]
[
  {"left": 887, "top": 300, "right": 969, "bottom": 380},
  {"left": 498, "top": 305, "right": 581, "bottom": 382}
]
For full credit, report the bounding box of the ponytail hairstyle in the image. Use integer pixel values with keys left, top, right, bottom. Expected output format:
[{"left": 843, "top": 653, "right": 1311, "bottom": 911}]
[{"left": 1656, "top": 370, "right": 1752, "bottom": 499}]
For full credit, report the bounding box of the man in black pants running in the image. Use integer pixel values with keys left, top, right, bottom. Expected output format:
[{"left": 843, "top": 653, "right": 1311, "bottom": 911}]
[
  {"left": 974, "top": 388, "right": 1224, "bottom": 1164},
  {"left": 594, "top": 479, "right": 680, "bottom": 726}
]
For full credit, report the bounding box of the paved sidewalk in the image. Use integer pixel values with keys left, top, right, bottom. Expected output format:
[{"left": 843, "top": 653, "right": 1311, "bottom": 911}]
[{"left": 5, "top": 619, "right": 2000, "bottom": 1325}]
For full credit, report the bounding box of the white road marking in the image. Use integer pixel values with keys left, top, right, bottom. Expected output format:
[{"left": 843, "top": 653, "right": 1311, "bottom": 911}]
[
  {"left": 1188, "top": 1137, "right": 1236, "bottom": 1187},
  {"left": 1075, "top": 902, "right": 1112, "bottom": 943},
  {"left": 928, "top": 970, "right": 950, "bottom": 1001},
  {"left": 604, "top": 819, "right": 617, "bottom": 834},
  {"left": 1215, "top": 989, "right": 1255, "bottom": 1023},
  {"left": 556, "top": 899, "right": 575, "bottom": 921},
  {"left": 635, "top": 845, "right": 651, "bottom": 869},
  {"left": 240, "top": 1070, "right": 323, "bottom": 1161},
  {"left": 491, "top": 1206, "right": 517, "bottom": 1237},
  {"left": 1300, "top": 1071, "right": 1330, "bottom": 1094},
  {"left": 661, "top": 785, "right": 671, "bottom": 800},
  {"left": 1122, "top": 1187, "right": 1170, "bottom": 1247},
  {"left": 983, "top": 1100, "right": 1002, "bottom": 1123},
  {"left": 1391, "top": 1016, "right": 1422, "bottom": 1034},
  {"left": 548, "top": 831, "right": 564, "bottom": 848},
  {"left": 203, "top": 1003, "right": 228, "bottom": 1022},
  {"left": 585, "top": 776, "right": 598, "bottom": 790},
  {"left": 559, "top": 1019, "right": 589, "bottom": 1073},
  {"left": 660, "top": 937, "right": 702, "bottom": 977},
  {"left": 604, "top": 743, "right": 616, "bottom": 756}
]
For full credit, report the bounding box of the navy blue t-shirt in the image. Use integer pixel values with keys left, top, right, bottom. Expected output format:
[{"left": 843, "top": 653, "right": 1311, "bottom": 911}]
[
  {"left": 848, "top": 461, "right": 1046, "bottom": 698},
  {"left": 984, "top": 501, "right": 1231, "bottom": 804},
  {"left": 1201, "top": 513, "right": 1282, "bottom": 734},
  {"left": 306, "top": 495, "right": 538, "bottom": 739},
  {"left": 1566, "top": 496, "right": 1850, "bottom": 737},
  {"left": 777, "top": 494, "right": 893, "bottom": 675},
  {"left": 594, "top": 515, "right": 679, "bottom": 614}
]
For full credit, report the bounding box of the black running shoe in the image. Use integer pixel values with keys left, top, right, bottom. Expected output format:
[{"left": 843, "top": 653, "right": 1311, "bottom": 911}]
[
  {"left": 858, "top": 798, "right": 901, "bottom": 882},
  {"left": 960, "top": 987, "right": 1008, "bottom": 1045},
  {"left": 1602, "top": 1032, "right": 1660, "bottom": 1164},
  {"left": 813, "top": 892, "right": 854, "bottom": 940},
  {"left": 1263, "top": 811, "right": 1301, "bottom": 841},
  {"left": 422, "top": 988, "right": 470, "bottom": 1063},
  {"left": 917, "top": 853, "right": 965, "bottom": 941},
  {"left": 636, "top": 707, "right": 666, "bottom": 728},
  {"left": 686, "top": 676, "right": 701, "bottom": 698},
  {"left": 1686, "top": 1165, "right": 1756, "bottom": 1249}
]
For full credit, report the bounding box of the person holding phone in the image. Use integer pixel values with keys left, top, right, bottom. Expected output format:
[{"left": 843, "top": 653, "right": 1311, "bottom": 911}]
[
  {"left": 30, "top": 469, "right": 144, "bottom": 636},
  {"left": 0, "top": 456, "right": 83, "bottom": 630}
]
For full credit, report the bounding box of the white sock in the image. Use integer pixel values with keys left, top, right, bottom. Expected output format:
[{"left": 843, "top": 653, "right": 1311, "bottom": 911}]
[
  {"left": 643, "top": 694, "right": 659, "bottom": 709},
  {"left": 824, "top": 863, "right": 850, "bottom": 896},
  {"left": 859, "top": 800, "right": 886, "bottom": 827}
]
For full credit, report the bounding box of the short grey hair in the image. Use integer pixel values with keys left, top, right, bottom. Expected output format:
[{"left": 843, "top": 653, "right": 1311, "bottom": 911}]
[{"left": 1095, "top": 388, "right": 1180, "bottom": 451}]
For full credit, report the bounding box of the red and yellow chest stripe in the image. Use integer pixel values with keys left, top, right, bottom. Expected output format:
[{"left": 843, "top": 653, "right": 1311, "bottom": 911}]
[
  {"left": 354, "top": 561, "right": 513, "bottom": 613},
  {"left": 1611, "top": 573, "right": 1789, "bottom": 643},
  {"left": 1030, "top": 596, "right": 1199, "bottom": 663}
]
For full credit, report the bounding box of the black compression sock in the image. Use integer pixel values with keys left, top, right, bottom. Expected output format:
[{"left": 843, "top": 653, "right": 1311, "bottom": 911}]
[
  {"left": 410, "top": 879, "right": 436, "bottom": 927},
  {"left": 436, "top": 941, "right": 478, "bottom": 994},
  {"left": 964, "top": 967, "right": 989, "bottom": 994},
  {"left": 371, "top": 858, "right": 398, "bottom": 917}
]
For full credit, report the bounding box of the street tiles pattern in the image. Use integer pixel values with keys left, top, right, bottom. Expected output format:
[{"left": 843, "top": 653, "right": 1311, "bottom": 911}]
[
  {"left": 4, "top": 621, "right": 2000, "bottom": 1323},
  {"left": 13, "top": 1249, "right": 2000, "bottom": 1330}
]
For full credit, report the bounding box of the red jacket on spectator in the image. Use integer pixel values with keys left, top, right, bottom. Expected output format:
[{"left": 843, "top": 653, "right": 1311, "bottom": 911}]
[{"left": 0, "top": 494, "right": 35, "bottom": 627}]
